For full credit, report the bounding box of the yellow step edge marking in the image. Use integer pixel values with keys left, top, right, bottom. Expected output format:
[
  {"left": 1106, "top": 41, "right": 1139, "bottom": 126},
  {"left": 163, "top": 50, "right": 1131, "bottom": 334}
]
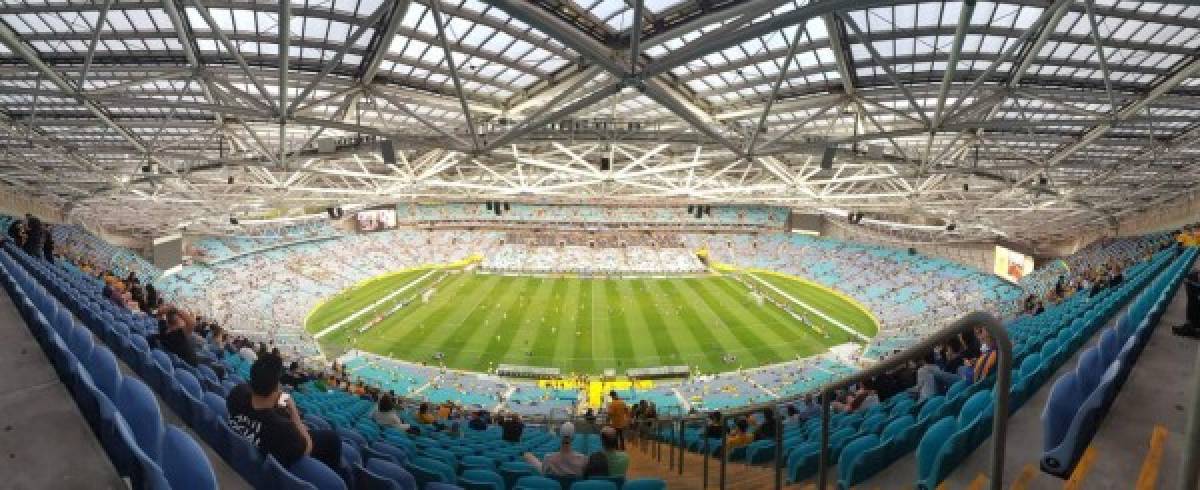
[
  {"left": 1063, "top": 445, "right": 1098, "bottom": 490},
  {"left": 967, "top": 473, "right": 989, "bottom": 490},
  {"left": 1010, "top": 464, "right": 1037, "bottom": 490},
  {"left": 1136, "top": 425, "right": 1168, "bottom": 490}
]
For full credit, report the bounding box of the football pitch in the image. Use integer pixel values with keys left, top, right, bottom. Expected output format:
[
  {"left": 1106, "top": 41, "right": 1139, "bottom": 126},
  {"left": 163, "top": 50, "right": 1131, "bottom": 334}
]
[{"left": 305, "top": 268, "right": 878, "bottom": 375}]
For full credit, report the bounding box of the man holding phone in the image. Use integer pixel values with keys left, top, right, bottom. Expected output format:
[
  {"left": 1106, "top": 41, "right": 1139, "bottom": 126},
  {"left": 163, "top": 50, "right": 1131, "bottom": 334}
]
[{"left": 227, "top": 353, "right": 342, "bottom": 470}]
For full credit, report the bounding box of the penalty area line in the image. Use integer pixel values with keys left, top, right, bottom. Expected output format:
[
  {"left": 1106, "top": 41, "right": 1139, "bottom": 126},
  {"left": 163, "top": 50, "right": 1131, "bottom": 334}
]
[{"left": 313, "top": 270, "right": 438, "bottom": 339}]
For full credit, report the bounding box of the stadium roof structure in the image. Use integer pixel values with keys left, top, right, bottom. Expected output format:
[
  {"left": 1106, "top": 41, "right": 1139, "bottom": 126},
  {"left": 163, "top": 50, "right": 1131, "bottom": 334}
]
[{"left": 0, "top": 0, "right": 1198, "bottom": 241}]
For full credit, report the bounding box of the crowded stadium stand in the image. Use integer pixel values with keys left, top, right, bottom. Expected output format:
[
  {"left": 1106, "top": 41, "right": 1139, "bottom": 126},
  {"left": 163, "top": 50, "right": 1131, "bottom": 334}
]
[{"left": 5, "top": 0, "right": 1200, "bottom": 488}]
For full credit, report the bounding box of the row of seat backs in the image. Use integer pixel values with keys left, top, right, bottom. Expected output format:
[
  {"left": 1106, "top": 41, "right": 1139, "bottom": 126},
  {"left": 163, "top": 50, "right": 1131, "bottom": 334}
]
[
  {"left": 8, "top": 246, "right": 339, "bottom": 490},
  {"left": 0, "top": 248, "right": 218, "bottom": 490},
  {"left": 907, "top": 248, "right": 1184, "bottom": 489},
  {"left": 1039, "top": 248, "right": 1197, "bottom": 477}
]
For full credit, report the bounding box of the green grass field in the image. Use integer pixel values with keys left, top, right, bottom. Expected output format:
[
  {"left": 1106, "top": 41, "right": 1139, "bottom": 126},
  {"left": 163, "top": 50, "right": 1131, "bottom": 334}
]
[{"left": 306, "top": 269, "right": 877, "bottom": 375}]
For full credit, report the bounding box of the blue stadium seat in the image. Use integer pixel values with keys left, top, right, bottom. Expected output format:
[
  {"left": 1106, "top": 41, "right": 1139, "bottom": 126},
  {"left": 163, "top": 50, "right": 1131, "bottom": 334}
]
[
  {"left": 916, "top": 396, "right": 945, "bottom": 427},
  {"left": 161, "top": 425, "right": 218, "bottom": 490},
  {"left": 915, "top": 417, "right": 956, "bottom": 490},
  {"left": 623, "top": 479, "right": 666, "bottom": 490},
  {"left": 1098, "top": 329, "right": 1120, "bottom": 365},
  {"left": 836, "top": 434, "right": 879, "bottom": 489},
  {"left": 459, "top": 469, "right": 505, "bottom": 490},
  {"left": 355, "top": 464, "right": 400, "bottom": 490},
  {"left": 408, "top": 457, "right": 455, "bottom": 487},
  {"left": 371, "top": 442, "right": 409, "bottom": 466},
  {"left": 291, "top": 457, "right": 348, "bottom": 490},
  {"left": 115, "top": 377, "right": 165, "bottom": 462},
  {"left": 87, "top": 345, "right": 123, "bottom": 399},
  {"left": 499, "top": 461, "right": 535, "bottom": 489},
  {"left": 571, "top": 479, "right": 617, "bottom": 490},
  {"left": 265, "top": 456, "right": 318, "bottom": 490},
  {"left": 366, "top": 459, "right": 417, "bottom": 490},
  {"left": 514, "top": 475, "right": 560, "bottom": 490}
]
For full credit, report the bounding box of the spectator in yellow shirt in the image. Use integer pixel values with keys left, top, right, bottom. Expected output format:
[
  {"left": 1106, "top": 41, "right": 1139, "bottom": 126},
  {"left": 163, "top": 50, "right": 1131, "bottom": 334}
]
[{"left": 726, "top": 418, "right": 753, "bottom": 452}]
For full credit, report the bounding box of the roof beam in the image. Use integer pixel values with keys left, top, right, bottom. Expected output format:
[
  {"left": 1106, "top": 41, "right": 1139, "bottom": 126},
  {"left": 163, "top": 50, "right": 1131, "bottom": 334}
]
[
  {"left": 358, "top": 0, "right": 411, "bottom": 86},
  {"left": 935, "top": 0, "right": 976, "bottom": 127},
  {"left": 427, "top": 0, "right": 480, "bottom": 151}
]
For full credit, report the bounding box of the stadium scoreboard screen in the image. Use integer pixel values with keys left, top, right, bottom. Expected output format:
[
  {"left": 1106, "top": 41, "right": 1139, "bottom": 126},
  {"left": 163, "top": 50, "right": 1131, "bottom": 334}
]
[
  {"left": 994, "top": 245, "right": 1034, "bottom": 283},
  {"left": 152, "top": 234, "right": 183, "bottom": 270},
  {"left": 356, "top": 209, "right": 397, "bottom": 232}
]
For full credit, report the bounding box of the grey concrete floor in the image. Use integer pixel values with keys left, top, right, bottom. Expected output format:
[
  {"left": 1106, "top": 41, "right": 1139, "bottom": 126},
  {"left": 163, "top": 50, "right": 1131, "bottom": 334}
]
[
  {"left": 858, "top": 259, "right": 1199, "bottom": 489},
  {"left": 0, "top": 287, "right": 126, "bottom": 490}
]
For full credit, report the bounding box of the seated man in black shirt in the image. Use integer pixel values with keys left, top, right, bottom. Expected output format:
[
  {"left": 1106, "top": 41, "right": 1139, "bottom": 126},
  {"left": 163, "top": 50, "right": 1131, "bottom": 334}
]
[{"left": 227, "top": 353, "right": 342, "bottom": 470}]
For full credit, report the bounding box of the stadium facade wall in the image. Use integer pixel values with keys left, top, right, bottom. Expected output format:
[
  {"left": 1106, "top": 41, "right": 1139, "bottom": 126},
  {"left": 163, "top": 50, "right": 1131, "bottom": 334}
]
[
  {"left": 821, "top": 218, "right": 998, "bottom": 272},
  {"left": 0, "top": 189, "right": 64, "bottom": 223}
]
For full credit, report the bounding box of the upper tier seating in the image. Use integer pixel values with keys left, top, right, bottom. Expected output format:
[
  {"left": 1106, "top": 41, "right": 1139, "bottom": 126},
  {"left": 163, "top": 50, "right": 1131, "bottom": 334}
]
[
  {"left": 397, "top": 203, "right": 789, "bottom": 230},
  {"left": 683, "top": 233, "right": 1024, "bottom": 361}
]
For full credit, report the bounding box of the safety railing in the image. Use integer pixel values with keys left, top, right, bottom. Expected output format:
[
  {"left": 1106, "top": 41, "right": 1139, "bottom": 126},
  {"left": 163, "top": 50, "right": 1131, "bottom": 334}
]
[{"left": 631, "top": 310, "right": 1012, "bottom": 490}]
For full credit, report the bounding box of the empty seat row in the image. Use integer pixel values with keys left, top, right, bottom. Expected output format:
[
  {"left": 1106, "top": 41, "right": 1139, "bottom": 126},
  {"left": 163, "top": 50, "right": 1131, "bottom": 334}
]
[
  {"left": 0, "top": 248, "right": 217, "bottom": 490},
  {"left": 1040, "top": 247, "right": 1196, "bottom": 477}
]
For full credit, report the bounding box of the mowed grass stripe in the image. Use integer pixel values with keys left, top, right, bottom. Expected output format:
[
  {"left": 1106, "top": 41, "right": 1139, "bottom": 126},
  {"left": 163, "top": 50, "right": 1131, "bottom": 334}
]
[
  {"left": 707, "top": 277, "right": 827, "bottom": 358},
  {"left": 490, "top": 277, "right": 554, "bottom": 367},
  {"left": 306, "top": 269, "right": 429, "bottom": 331},
  {"left": 421, "top": 275, "right": 512, "bottom": 359},
  {"left": 385, "top": 273, "right": 502, "bottom": 361},
  {"left": 441, "top": 275, "right": 528, "bottom": 367},
  {"left": 346, "top": 272, "right": 475, "bottom": 356},
  {"left": 643, "top": 279, "right": 725, "bottom": 371},
  {"left": 552, "top": 279, "right": 584, "bottom": 372},
  {"left": 530, "top": 278, "right": 570, "bottom": 368},
  {"left": 752, "top": 272, "right": 877, "bottom": 337},
  {"left": 680, "top": 278, "right": 791, "bottom": 364},
  {"left": 571, "top": 278, "right": 595, "bottom": 373},
  {"left": 601, "top": 279, "right": 639, "bottom": 365},
  {"left": 589, "top": 279, "right": 617, "bottom": 368},
  {"left": 662, "top": 279, "right": 763, "bottom": 367},
  {"left": 319, "top": 271, "right": 466, "bottom": 349},
  {"left": 620, "top": 280, "right": 679, "bottom": 367}
]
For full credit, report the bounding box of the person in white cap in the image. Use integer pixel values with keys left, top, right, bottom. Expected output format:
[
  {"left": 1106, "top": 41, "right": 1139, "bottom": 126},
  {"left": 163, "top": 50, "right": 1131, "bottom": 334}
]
[{"left": 522, "top": 421, "right": 587, "bottom": 477}]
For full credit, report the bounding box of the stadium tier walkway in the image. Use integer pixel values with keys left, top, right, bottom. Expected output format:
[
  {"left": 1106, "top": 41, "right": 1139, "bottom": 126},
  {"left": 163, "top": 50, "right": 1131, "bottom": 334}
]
[
  {"left": 862, "top": 260, "right": 1200, "bottom": 490},
  {"left": 0, "top": 283, "right": 126, "bottom": 489},
  {"left": 625, "top": 434, "right": 779, "bottom": 490}
]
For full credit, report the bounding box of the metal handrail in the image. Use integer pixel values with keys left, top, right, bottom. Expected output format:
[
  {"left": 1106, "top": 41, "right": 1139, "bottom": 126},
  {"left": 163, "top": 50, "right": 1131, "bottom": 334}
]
[
  {"left": 814, "top": 311, "right": 1012, "bottom": 490},
  {"left": 660, "top": 311, "right": 1012, "bottom": 490}
]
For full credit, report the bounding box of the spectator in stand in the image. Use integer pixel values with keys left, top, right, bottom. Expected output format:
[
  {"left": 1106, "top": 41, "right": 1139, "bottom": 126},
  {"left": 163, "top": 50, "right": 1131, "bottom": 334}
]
[
  {"left": 911, "top": 351, "right": 962, "bottom": 402},
  {"left": 606, "top": 390, "right": 630, "bottom": 450},
  {"left": 703, "top": 411, "right": 724, "bottom": 439},
  {"left": 970, "top": 334, "right": 999, "bottom": 383},
  {"left": 753, "top": 408, "right": 777, "bottom": 441},
  {"left": 6, "top": 219, "right": 24, "bottom": 247},
  {"left": 467, "top": 411, "right": 488, "bottom": 431},
  {"left": 41, "top": 224, "right": 53, "bottom": 260},
  {"left": 372, "top": 394, "right": 414, "bottom": 433},
  {"left": 154, "top": 305, "right": 225, "bottom": 378},
  {"left": 144, "top": 283, "right": 159, "bottom": 312},
  {"left": 598, "top": 426, "right": 629, "bottom": 477},
  {"left": 22, "top": 215, "right": 43, "bottom": 259},
  {"left": 227, "top": 353, "right": 343, "bottom": 470},
  {"left": 725, "top": 418, "right": 753, "bottom": 452},
  {"left": 501, "top": 412, "right": 524, "bottom": 443},
  {"left": 523, "top": 422, "right": 586, "bottom": 477}
]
